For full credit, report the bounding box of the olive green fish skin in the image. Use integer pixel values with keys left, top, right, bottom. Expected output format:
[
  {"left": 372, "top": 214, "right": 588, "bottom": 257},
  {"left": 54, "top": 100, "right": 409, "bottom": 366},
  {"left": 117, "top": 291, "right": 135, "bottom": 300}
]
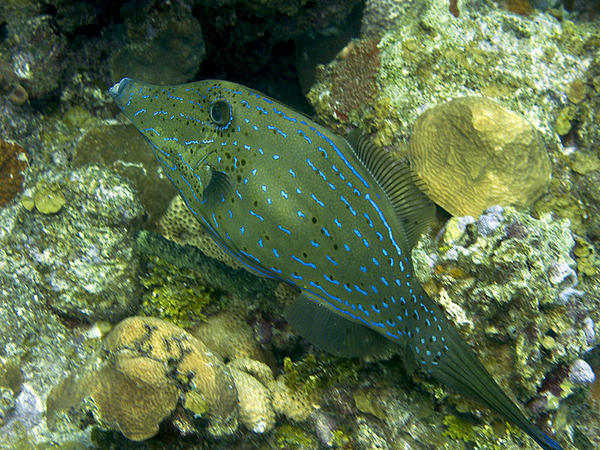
[
  {"left": 110, "top": 78, "right": 562, "bottom": 450},
  {"left": 110, "top": 77, "right": 425, "bottom": 339}
]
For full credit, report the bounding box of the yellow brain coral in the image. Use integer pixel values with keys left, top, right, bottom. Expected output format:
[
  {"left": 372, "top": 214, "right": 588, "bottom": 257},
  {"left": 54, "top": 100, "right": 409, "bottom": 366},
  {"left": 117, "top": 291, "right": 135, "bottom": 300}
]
[
  {"left": 48, "top": 317, "right": 239, "bottom": 441},
  {"left": 408, "top": 97, "right": 551, "bottom": 217}
]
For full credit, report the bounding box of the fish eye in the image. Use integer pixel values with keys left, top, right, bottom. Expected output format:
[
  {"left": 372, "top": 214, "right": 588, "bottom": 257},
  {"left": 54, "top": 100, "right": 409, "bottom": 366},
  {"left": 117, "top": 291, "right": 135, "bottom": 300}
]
[{"left": 209, "top": 99, "right": 232, "bottom": 129}]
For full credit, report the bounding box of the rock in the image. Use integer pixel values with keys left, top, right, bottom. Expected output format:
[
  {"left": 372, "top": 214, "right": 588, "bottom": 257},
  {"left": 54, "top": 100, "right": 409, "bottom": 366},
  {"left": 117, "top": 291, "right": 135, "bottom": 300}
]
[
  {"left": 109, "top": 2, "right": 205, "bottom": 85},
  {"left": 19, "top": 166, "right": 145, "bottom": 322},
  {"left": 408, "top": 96, "right": 551, "bottom": 217},
  {"left": 569, "top": 359, "right": 595, "bottom": 385},
  {"left": 72, "top": 123, "right": 176, "bottom": 226},
  {"left": 412, "top": 207, "right": 599, "bottom": 403}
]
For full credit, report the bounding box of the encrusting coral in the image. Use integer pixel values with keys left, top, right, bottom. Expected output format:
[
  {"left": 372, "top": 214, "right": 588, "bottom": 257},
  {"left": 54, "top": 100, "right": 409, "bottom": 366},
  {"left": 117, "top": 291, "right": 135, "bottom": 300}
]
[{"left": 158, "top": 195, "right": 243, "bottom": 270}]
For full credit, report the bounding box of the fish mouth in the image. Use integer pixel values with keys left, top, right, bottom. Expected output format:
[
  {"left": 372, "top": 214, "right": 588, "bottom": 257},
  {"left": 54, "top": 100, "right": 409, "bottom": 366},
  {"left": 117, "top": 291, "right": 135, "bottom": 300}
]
[{"left": 109, "top": 77, "right": 132, "bottom": 100}]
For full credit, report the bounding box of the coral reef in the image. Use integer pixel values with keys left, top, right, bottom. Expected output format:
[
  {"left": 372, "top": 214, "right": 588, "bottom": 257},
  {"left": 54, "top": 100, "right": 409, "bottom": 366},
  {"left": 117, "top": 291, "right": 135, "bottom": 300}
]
[
  {"left": 17, "top": 166, "right": 145, "bottom": 322},
  {"left": 47, "top": 316, "right": 239, "bottom": 440},
  {"left": 72, "top": 123, "right": 176, "bottom": 226},
  {"left": 408, "top": 96, "right": 551, "bottom": 216},
  {"left": 48, "top": 316, "right": 317, "bottom": 441},
  {"left": 310, "top": 0, "right": 597, "bottom": 147},
  {"left": 0, "top": 138, "right": 28, "bottom": 207},
  {"left": 412, "top": 206, "right": 599, "bottom": 410},
  {"left": 0, "top": 0, "right": 597, "bottom": 447}
]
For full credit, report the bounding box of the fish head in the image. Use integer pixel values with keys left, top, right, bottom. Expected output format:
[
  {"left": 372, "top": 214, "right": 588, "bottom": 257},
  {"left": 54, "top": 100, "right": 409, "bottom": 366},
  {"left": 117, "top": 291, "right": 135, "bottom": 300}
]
[{"left": 109, "top": 78, "right": 244, "bottom": 200}]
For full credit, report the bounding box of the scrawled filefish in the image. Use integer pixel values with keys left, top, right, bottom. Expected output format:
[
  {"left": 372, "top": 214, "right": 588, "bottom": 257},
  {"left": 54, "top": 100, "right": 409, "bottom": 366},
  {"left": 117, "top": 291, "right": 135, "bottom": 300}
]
[{"left": 110, "top": 77, "right": 562, "bottom": 450}]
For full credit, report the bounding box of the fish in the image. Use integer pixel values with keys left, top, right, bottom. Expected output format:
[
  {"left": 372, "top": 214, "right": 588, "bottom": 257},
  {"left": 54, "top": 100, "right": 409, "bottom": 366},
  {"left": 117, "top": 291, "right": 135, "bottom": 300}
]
[{"left": 110, "top": 77, "right": 563, "bottom": 450}]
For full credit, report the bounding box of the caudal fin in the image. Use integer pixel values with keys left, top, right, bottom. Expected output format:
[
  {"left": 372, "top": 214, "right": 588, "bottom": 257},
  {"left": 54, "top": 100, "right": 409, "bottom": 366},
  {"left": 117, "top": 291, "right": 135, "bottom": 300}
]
[{"left": 428, "top": 325, "right": 562, "bottom": 450}]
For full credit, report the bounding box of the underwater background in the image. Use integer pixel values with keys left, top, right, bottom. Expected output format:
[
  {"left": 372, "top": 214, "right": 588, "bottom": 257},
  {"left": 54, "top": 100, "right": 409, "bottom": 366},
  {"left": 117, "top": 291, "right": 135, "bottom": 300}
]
[{"left": 0, "top": 0, "right": 599, "bottom": 448}]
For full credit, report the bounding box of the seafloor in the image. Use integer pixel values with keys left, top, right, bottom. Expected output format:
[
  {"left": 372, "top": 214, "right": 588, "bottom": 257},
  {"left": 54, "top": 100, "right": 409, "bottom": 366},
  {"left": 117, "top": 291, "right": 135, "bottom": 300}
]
[{"left": 0, "top": 0, "right": 599, "bottom": 449}]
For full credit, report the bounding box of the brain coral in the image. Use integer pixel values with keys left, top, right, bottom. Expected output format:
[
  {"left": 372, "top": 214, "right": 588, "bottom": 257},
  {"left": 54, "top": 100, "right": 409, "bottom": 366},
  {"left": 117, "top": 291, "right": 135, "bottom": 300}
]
[
  {"left": 48, "top": 317, "right": 239, "bottom": 441},
  {"left": 408, "top": 96, "right": 551, "bottom": 217}
]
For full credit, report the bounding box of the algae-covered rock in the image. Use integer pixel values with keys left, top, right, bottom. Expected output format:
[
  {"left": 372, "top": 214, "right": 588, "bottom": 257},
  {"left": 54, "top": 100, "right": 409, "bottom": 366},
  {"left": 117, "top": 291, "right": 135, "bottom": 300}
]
[
  {"left": 412, "top": 206, "right": 599, "bottom": 406},
  {"left": 139, "top": 255, "right": 217, "bottom": 329},
  {"left": 73, "top": 123, "right": 175, "bottom": 225},
  {"left": 109, "top": 1, "right": 204, "bottom": 85},
  {"left": 18, "top": 166, "right": 145, "bottom": 322},
  {"left": 408, "top": 97, "right": 551, "bottom": 217},
  {"left": 309, "top": 0, "right": 596, "bottom": 149}
]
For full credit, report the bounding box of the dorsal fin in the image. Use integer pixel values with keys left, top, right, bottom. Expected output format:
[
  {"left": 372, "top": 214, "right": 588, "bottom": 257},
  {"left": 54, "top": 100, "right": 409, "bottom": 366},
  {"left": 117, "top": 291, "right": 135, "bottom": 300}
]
[{"left": 345, "top": 130, "right": 435, "bottom": 248}]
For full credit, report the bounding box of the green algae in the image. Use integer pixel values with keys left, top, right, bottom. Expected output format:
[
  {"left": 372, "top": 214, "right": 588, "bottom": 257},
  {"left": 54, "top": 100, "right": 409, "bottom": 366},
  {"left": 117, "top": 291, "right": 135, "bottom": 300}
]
[
  {"left": 273, "top": 423, "right": 318, "bottom": 449},
  {"left": 443, "top": 414, "right": 526, "bottom": 449},
  {"left": 139, "top": 255, "right": 217, "bottom": 329},
  {"left": 283, "top": 352, "right": 362, "bottom": 396}
]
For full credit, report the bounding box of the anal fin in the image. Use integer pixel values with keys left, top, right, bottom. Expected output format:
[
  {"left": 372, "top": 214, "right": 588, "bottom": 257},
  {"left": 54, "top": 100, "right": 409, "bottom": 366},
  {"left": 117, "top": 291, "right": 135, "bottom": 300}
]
[{"left": 285, "top": 292, "right": 389, "bottom": 358}]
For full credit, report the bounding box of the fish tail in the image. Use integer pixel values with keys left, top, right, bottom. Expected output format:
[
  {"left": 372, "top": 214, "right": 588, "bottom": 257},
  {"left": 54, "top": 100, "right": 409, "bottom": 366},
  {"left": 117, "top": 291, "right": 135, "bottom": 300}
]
[{"left": 428, "top": 325, "right": 563, "bottom": 450}]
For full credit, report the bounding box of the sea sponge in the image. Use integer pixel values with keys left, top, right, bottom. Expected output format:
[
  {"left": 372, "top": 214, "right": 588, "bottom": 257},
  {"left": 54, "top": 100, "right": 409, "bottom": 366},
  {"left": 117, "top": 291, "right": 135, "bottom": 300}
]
[
  {"left": 0, "top": 139, "right": 28, "bottom": 207},
  {"left": 408, "top": 96, "right": 551, "bottom": 217}
]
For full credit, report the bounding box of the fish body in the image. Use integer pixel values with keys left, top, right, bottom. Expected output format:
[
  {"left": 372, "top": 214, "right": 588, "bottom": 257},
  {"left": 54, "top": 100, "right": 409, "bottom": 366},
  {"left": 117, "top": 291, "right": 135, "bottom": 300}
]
[{"left": 110, "top": 78, "right": 562, "bottom": 450}]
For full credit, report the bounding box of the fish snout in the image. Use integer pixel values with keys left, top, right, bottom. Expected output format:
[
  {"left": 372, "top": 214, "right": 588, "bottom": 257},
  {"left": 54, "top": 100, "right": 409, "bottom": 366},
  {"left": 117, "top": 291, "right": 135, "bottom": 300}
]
[{"left": 109, "top": 77, "right": 133, "bottom": 102}]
